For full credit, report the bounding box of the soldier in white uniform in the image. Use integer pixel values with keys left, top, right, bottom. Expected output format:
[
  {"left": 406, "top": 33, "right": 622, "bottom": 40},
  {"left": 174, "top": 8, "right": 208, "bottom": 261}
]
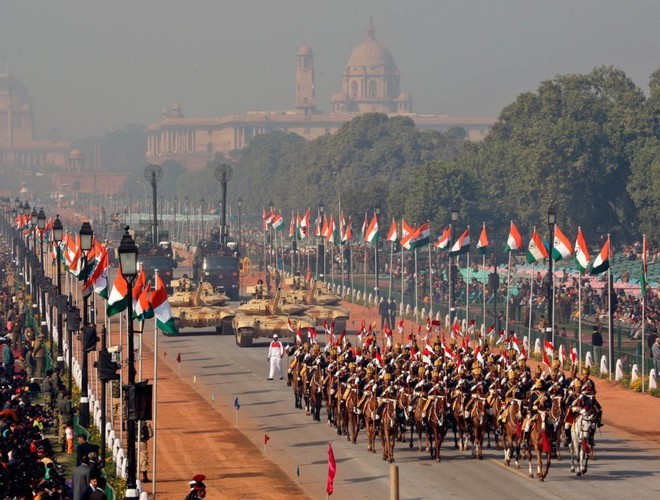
[{"left": 267, "top": 334, "right": 284, "bottom": 380}]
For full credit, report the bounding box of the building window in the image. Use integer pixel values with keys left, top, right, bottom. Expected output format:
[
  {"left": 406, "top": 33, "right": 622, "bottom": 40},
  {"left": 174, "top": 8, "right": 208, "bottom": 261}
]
[
  {"left": 351, "top": 81, "right": 358, "bottom": 98},
  {"left": 368, "top": 81, "right": 377, "bottom": 98}
]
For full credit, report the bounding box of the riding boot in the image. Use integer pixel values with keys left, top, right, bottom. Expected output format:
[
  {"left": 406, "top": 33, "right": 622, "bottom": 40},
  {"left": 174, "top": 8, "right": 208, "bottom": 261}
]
[
  {"left": 287, "top": 372, "right": 292, "bottom": 387},
  {"left": 422, "top": 413, "right": 427, "bottom": 428},
  {"left": 142, "top": 471, "right": 151, "bottom": 483},
  {"left": 523, "top": 430, "right": 530, "bottom": 449},
  {"left": 564, "top": 428, "right": 571, "bottom": 447}
]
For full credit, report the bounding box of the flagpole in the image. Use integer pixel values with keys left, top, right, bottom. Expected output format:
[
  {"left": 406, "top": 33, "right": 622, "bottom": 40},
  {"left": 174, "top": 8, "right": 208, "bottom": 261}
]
[
  {"left": 505, "top": 250, "right": 511, "bottom": 335},
  {"left": 482, "top": 252, "right": 486, "bottom": 334},
  {"left": 529, "top": 263, "right": 534, "bottom": 348},
  {"left": 551, "top": 264, "right": 556, "bottom": 347},
  {"left": 641, "top": 234, "right": 646, "bottom": 393},
  {"left": 389, "top": 240, "right": 394, "bottom": 302},
  {"left": 350, "top": 243, "right": 354, "bottom": 295},
  {"left": 607, "top": 242, "right": 613, "bottom": 381},
  {"left": 578, "top": 266, "right": 582, "bottom": 370},
  {"left": 428, "top": 237, "right": 433, "bottom": 321},
  {"left": 465, "top": 247, "right": 470, "bottom": 336},
  {"left": 152, "top": 271, "right": 158, "bottom": 497},
  {"left": 414, "top": 249, "right": 418, "bottom": 320},
  {"left": 400, "top": 243, "right": 405, "bottom": 314}
]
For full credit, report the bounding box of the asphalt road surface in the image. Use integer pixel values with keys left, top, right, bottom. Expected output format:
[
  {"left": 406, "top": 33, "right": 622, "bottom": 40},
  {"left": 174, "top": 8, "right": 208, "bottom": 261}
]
[{"left": 146, "top": 326, "right": 660, "bottom": 500}]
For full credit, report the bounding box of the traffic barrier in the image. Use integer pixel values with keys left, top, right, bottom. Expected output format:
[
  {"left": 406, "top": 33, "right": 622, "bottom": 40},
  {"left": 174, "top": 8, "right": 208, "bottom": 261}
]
[
  {"left": 534, "top": 338, "right": 542, "bottom": 355},
  {"left": 615, "top": 359, "right": 624, "bottom": 381},
  {"left": 600, "top": 355, "right": 608, "bottom": 374},
  {"left": 585, "top": 351, "right": 593, "bottom": 368},
  {"left": 631, "top": 364, "right": 639, "bottom": 382},
  {"left": 649, "top": 369, "right": 657, "bottom": 390}
]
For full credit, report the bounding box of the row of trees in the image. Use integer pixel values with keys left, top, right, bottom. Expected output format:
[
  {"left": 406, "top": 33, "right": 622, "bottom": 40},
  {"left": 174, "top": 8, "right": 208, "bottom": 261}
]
[{"left": 182, "top": 65, "right": 656, "bottom": 248}]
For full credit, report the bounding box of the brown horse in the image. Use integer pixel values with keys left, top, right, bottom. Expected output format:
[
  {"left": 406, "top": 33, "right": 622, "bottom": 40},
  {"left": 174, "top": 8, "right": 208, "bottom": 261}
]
[
  {"left": 335, "top": 381, "right": 349, "bottom": 437},
  {"left": 345, "top": 385, "right": 361, "bottom": 443},
  {"left": 363, "top": 392, "right": 378, "bottom": 453},
  {"left": 379, "top": 398, "right": 398, "bottom": 463},
  {"left": 526, "top": 411, "right": 552, "bottom": 481},
  {"left": 451, "top": 390, "right": 469, "bottom": 451},
  {"left": 500, "top": 398, "right": 523, "bottom": 468},
  {"left": 549, "top": 394, "right": 565, "bottom": 460},
  {"left": 308, "top": 366, "right": 324, "bottom": 422},
  {"left": 469, "top": 395, "right": 487, "bottom": 460},
  {"left": 426, "top": 395, "right": 448, "bottom": 462},
  {"left": 291, "top": 361, "right": 303, "bottom": 410},
  {"left": 325, "top": 369, "right": 337, "bottom": 426},
  {"left": 406, "top": 392, "right": 428, "bottom": 452},
  {"left": 486, "top": 393, "right": 502, "bottom": 450}
]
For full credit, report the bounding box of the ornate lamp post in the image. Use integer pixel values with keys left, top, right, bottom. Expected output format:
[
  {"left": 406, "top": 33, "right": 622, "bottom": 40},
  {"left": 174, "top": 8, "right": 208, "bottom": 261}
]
[
  {"left": 53, "top": 215, "right": 64, "bottom": 369},
  {"left": 184, "top": 196, "right": 190, "bottom": 244},
  {"left": 79, "top": 221, "right": 94, "bottom": 427},
  {"left": 449, "top": 204, "right": 459, "bottom": 325},
  {"left": 547, "top": 203, "right": 556, "bottom": 345},
  {"left": 237, "top": 196, "right": 242, "bottom": 256},
  {"left": 118, "top": 226, "right": 139, "bottom": 499}
]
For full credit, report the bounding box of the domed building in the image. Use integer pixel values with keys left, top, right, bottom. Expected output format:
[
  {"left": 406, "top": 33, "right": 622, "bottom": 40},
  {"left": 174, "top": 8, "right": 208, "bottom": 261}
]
[
  {"left": 146, "top": 23, "right": 494, "bottom": 170},
  {"left": 0, "top": 72, "right": 71, "bottom": 170},
  {"left": 331, "top": 20, "right": 411, "bottom": 114}
]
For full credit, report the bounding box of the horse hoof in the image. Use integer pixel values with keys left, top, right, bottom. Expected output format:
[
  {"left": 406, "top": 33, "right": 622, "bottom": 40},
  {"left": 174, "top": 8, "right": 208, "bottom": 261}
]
[
  {"left": 570, "top": 467, "right": 575, "bottom": 473},
  {"left": 479, "top": 456, "right": 483, "bottom": 461},
  {"left": 577, "top": 472, "right": 582, "bottom": 477},
  {"left": 529, "top": 474, "right": 534, "bottom": 479},
  {"left": 505, "top": 460, "right": 510, "bottom": 466},
  {"left": 539, "top": 478, "right": 544, "bottom": 482},
  {"left": 408, "top": 442, "right": 413, "bottom": 448}
]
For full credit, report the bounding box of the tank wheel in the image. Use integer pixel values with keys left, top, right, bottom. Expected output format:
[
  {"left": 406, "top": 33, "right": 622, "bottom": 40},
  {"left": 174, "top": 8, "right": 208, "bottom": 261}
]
[
  {"left": 235, "top": 329, "right": 254, "bottom": 347},
  {"left": 217, "top": 317, "right": 234, "bottom": 335}
]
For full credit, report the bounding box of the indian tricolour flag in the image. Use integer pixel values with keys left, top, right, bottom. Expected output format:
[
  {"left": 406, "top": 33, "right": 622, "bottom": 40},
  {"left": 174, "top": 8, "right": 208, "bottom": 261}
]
[
  {"left": 590, "top": 235, "right": 610, "bottom": 275},
  {"left": 526, "top": 227, "right": 548, "bottom": 264},
  {"left": 106, "top": 264, "right": 129, "bottom": 317},
  {"left": 505, "top": 221, "right": 523, "bottom": 251},
  {"left": 152, "top": 273, "right": 178, "bottom": 335},
  {"left": 271, "top": 213, "right": 284, "bottom": 231},
  {"left": 402, "top": 221, "right": 430, "bottom": 250},
  {"left": 358, "top": 213, "right": 368, "bottom": 241},
  {"left": 574, "top": 227, "right": 591, "bottom": 274},
  {"left": 82, "top": 248, "right": 108, "bottom": 299},
  {"left": 401, "top": 219, "right": 414, "bottom": 241},
  {"left": 365, "top": 214, "right": 379, "bottom": 243},
  {"left": 386, "top": 218, "right": 398, "bottom": 243},
  {"left": 477, "top": 223, "right": 488, "bottom": 255},
  {"left": 552, "top": 225, "right": 574, "bottom": 262},
  {"left": 435, "top": 226, "right": 451, "bottom": 249},
  {"left": 449, "top": 227, "right": 470, "bottom": 256}
]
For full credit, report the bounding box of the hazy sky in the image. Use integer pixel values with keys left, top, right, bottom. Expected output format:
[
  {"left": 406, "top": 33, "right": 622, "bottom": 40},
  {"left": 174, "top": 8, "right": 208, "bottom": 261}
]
[{"left": 1, "top": 0, "right": 658, "bottom": 140}]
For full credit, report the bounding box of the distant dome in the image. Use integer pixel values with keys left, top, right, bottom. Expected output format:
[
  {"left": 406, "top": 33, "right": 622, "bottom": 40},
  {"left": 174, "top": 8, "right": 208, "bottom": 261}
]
[
  {"left": 69, "top": 148, "right": 83, "bottom": 160},
  {"left": 398, "top": 91, "right": 411, "bottom": 100},
  {"left": 345, "top": 22, "right": 396, "bottom": 71},
  {"left": 298, "top": 44, "right": 313, "bottom": 56},
  {"left": 0, "top": 74, "right": 28, "bottom": 94},
  {"left": 172, "top": 101, "right": 182, "bottom": 110}
]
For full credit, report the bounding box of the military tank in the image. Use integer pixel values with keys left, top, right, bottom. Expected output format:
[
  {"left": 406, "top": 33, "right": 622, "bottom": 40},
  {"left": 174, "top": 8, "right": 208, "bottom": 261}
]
[
  {"left": 232, "top": 285, "right": 315, "bottom": 347},
  {"left": 168, "top": 279, "right": 235, "bottom": 335},
  {"left": 281, "top": 279, "right": 349, "bottom": 333}
]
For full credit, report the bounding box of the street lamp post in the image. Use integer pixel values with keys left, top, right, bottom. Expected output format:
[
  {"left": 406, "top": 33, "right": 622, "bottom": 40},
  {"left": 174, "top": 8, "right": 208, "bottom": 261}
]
[
  {"left": 53, "top": 215, "right": 64, "bottom": 370},
  {"left": 268, "top": 200, "right": 274, "bottom": 269},
  {"left": 237, "top": 196, "right": 242, "bottom": 256},
  {"left": 374, "top": 205, "right": 381, "bottom": 301},
  {"left": 31, "top": 207, "right": 38, "bottom": 309},
  {"left": 547, "top": 203, "right": 556, "bottom": 346},
  {"left": 173, "top": 196, "right": 178, "bottom": 242},
  {"left": 23, "top": 201, "right": 30, "bottom": 291},
  {"left": 449, "top": 205, "right": 459, "bottom": 325},
  {"left": 319, "top": 202, "right": 325, "bottom": 281},
  {"left": 118, "top": 226, "right": 139, "bottom": 499},
  {"left": 184, "top": 196, "right": 190, "bottom": 245},
  {"left": 79, "top": 221, "right": 94, "bottom": 427},
  {"left": 200, "top": 198, "right": 205, "bottom": 244},
  {"left": 37, "top": 209, "right": 47, "bottom": 342}
]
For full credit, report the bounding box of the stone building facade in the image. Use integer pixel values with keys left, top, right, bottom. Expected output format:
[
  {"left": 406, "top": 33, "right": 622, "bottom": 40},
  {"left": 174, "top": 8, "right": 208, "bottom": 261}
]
[{"left": 146, "top": 23, "right": 496, "bottom": 170}]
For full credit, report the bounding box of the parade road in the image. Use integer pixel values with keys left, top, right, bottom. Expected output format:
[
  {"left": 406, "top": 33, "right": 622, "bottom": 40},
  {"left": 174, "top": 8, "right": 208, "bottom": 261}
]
[{"left": 147, "top": 326, "right": 660, "bottom": 500}]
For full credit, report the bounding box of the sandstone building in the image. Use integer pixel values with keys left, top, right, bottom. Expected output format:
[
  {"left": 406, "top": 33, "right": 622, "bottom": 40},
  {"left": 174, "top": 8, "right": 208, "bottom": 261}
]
[{"left": 146, "top": 22, "right": 496, "bottom": 170}]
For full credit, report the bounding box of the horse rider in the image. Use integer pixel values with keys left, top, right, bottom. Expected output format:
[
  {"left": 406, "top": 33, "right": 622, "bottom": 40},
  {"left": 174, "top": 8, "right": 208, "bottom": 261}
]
[
  {"left": 375, "top": 372, "right": 398, "bottom": 429},
  {"left": 522, "top": 377, "right": 550, "bottom": 448},
  {"left": 580, "top": 367, "right": 603, "bottom": 428}
]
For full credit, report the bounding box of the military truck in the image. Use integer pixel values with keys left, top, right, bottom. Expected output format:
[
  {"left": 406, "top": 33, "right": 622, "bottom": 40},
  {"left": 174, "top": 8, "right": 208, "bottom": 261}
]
[
  {"left": 137, "top": 241, "right": 177, "bottom": 292},
  {"left": 192, "top": 233, "right": 240, "bottom": 300}
]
